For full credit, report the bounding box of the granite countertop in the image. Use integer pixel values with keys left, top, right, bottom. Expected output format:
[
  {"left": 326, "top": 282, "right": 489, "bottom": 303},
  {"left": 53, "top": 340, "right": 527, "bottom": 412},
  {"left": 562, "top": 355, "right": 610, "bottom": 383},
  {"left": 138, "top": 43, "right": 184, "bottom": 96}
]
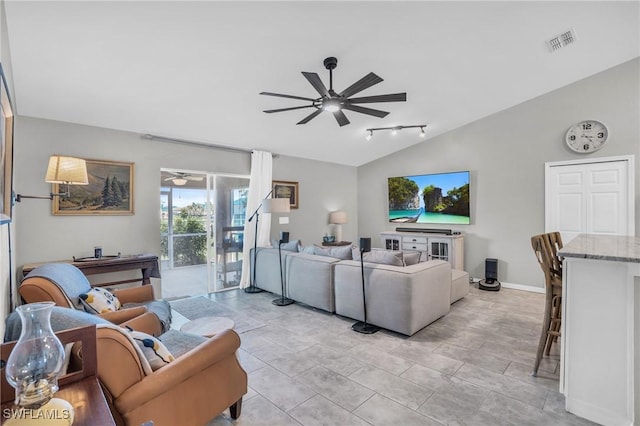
[{"left": 559, "top": 234, "right": 640, "bottom": 263}]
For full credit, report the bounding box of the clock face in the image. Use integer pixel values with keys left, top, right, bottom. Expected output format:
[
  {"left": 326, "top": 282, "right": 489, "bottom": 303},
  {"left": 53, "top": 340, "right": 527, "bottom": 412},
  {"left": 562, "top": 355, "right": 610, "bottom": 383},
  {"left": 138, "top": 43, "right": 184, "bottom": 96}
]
[{"left": 565, "top": 120, "right": 609, "bottom": 153}]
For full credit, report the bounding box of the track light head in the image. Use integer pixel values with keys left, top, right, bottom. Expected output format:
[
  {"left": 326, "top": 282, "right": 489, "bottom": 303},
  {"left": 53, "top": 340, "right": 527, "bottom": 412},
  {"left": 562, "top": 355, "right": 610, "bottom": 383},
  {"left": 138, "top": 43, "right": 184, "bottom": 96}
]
[
  {"left": 365, "top": 130, "right": 373, "bottom": 141},
  {"left": 419, "top": 127, "right": 426, "bottom": 138}
]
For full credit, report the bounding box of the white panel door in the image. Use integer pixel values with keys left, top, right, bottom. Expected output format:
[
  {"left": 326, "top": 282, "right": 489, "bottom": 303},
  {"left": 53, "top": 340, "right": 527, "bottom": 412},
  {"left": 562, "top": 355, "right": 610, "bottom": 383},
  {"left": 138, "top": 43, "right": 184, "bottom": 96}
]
[{"left": 545, "top": 156, "right": 634, "bottom": 243}]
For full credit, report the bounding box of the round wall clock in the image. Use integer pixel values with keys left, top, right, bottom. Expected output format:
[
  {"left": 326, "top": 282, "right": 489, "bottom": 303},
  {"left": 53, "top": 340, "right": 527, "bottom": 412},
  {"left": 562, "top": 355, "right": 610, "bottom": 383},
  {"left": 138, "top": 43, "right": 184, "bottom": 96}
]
[{"left": 565, "top": 120, "right": 609, "bottom": 153}]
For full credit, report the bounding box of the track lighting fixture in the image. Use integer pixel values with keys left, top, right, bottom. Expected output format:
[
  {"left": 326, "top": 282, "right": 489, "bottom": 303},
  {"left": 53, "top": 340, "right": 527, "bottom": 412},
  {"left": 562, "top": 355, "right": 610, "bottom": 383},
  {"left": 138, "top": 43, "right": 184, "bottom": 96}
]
[{"left": 365, "top": 125, "right": 427, "bottom": 140}]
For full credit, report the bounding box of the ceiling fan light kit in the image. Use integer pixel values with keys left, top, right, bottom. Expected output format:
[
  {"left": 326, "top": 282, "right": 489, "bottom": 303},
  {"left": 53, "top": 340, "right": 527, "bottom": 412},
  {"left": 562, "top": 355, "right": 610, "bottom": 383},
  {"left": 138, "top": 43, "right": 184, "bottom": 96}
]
[
  {"left": 164, "top": 172, "right": 204, "bottom": 186},
  {"left": 261, "top": 57, "right": 407, "bottom": 127}
]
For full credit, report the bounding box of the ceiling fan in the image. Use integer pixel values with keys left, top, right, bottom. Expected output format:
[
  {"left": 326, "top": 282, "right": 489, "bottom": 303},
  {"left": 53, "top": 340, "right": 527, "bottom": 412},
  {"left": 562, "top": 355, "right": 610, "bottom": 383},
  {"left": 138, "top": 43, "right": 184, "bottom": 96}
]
[
  {"left": 164, "top": 172, "right": 204, "bottom": 186},
  {"left": 260, "top": 57, "right": 407, "bottom": 127}
]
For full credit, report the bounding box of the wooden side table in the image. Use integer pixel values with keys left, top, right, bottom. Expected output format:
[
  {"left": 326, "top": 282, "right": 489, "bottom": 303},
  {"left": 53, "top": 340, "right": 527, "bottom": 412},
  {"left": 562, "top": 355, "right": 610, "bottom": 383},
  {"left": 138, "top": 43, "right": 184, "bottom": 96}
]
[{"left": 21, "top": 254, "right": 161, "bottom": 287}]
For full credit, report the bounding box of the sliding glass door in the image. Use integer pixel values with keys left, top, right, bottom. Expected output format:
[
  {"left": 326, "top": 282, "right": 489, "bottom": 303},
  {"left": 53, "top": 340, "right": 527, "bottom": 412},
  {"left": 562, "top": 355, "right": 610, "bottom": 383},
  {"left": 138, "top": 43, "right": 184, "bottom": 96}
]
[
  {"left": 160, "top": 170, "right": 248, "bottom": 298},
  {"left": 209, "top": 175, "right": 249, "bottom": 292}
]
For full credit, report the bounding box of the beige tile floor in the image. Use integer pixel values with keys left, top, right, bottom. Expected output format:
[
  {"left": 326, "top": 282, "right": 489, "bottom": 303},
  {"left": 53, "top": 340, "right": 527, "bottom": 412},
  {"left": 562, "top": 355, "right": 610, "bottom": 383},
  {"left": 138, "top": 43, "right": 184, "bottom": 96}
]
[{"left": 181, "top": 284, "right": 596, "bottom": 426}]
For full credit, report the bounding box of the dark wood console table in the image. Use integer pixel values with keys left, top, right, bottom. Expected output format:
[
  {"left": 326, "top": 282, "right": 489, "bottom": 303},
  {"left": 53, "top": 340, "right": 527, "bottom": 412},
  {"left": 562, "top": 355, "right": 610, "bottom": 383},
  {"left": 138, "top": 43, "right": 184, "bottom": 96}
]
[{"left": 21, "top": 254, "right": 161, "bottom": 287}]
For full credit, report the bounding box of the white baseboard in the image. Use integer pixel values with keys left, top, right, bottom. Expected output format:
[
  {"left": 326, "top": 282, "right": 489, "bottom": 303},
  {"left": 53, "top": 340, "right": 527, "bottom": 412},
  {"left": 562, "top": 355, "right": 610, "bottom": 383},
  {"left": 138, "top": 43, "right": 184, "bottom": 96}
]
[{"left": 500, "top": 281, "right": 545, "bottom": 294}]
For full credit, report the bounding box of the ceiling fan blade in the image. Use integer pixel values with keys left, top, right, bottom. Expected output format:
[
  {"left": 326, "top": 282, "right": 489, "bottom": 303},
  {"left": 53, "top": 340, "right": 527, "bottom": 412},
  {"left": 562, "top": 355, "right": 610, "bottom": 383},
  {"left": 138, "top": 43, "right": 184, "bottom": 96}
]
[
  {"left": 260, "top": 92, "right": 317, "bottom": 102},
  {"left": 164, "top": 177, "right": 175, "bottom": 181},
  {"left": 333, "top": 110, "right": 350, "bottom": 127},
  {"left": 185, "top": 176, "right": 204, "bottom": 181},
  {"left": 339, "top": 72, "right": 383, "bottom": 98},
  {"left": 342, "top": 104, "right": 389, "bottom": 118},
  {"left": 297, "top": 109, "right": 323, "bottom": 125},
  {"left": 264, "top": 105, "right": 315, "bottom": 113},
  {"left": 302, "top": 72, "right": 330, "bottom": 98},
  {"left": 348, "top": 92, "right": 407, "bottom": 104}
]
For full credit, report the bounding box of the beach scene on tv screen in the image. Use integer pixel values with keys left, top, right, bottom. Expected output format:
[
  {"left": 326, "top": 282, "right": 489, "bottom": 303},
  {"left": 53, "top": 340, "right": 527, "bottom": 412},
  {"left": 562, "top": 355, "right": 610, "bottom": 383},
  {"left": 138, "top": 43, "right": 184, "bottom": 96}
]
[{"left": 388, "top": 171, "right": 470, "bottom": 224}]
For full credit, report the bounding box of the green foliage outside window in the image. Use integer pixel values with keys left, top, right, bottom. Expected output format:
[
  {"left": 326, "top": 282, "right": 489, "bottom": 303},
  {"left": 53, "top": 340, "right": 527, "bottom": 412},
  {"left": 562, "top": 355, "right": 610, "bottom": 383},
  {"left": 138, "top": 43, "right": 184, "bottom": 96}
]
[{"left": 160, "top": 202, "right": 207, "bottom": 267}]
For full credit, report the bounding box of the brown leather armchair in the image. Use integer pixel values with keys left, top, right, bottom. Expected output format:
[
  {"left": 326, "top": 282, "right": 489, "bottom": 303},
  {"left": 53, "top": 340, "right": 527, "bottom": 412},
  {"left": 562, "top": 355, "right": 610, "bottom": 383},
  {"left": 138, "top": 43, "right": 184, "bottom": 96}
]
[
  {"left": 19, "top": 263, "right": 169, "bottom": 336},
  {"left": 3, "top": 307, "right": 247, "bottom": 425},
  {"left": 96, "top": 324, "right": 247, "bottom": 426}
]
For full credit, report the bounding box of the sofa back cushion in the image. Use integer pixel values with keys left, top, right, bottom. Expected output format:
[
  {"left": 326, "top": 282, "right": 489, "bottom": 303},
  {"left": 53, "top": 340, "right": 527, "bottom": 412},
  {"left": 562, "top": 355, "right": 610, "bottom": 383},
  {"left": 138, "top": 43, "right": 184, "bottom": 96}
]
[
  {"left": 313, "top": 245, "right": 353, "bottom": 260},
  {"left": 352, "top": 249, "right": 404, "bottom": 266},
  {"left": 271, "top": 240, "right": 300, "bottom": 252}
]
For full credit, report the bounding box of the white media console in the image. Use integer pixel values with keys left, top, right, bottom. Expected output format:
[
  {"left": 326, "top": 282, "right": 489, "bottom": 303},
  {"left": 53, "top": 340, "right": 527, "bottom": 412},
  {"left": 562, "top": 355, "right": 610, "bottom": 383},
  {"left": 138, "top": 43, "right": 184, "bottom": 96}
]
[{"left": 380, "top": 230, "right": 464, "bottom": 270}]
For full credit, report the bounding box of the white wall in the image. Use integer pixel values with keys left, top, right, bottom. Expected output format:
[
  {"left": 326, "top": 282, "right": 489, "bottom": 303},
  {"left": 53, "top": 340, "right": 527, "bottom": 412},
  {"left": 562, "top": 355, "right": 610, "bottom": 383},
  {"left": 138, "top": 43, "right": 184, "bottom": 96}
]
[
  {"left": 271, "top": 155, "right": 358, "bottom": 246},
  {"left": 358, "top": 58, "right": 640, "bottom": 289},
  {"left": 12, "top": 117, "right": 357, "bottom": 288},
  {"left": 0, "top": 0, "right": 14, "bottom": 337}
]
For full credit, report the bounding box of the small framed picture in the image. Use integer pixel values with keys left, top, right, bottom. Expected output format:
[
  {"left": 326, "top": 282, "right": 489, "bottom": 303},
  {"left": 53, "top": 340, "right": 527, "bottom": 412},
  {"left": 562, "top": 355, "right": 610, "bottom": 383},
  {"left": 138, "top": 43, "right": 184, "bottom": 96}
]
[
  {"left": 53, "top": 159, "right": 134, "bottom": 215},
  {"left": 273, "top": 180, "right": 298, "bottom": 209}
]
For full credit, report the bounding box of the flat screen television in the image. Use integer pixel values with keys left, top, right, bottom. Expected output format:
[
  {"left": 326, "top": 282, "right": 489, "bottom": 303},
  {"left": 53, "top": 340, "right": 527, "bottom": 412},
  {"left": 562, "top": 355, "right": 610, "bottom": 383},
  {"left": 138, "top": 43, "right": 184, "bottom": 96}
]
[{"left": 388, "top": 171, "right": 470, "bottom": 225}]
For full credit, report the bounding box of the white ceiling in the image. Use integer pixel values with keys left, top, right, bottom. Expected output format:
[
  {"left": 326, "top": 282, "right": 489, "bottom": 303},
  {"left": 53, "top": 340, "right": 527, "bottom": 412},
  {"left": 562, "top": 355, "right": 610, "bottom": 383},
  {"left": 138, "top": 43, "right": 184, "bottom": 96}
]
[{"left": 4, "top": 1, "right": 639, "bottom": 166}]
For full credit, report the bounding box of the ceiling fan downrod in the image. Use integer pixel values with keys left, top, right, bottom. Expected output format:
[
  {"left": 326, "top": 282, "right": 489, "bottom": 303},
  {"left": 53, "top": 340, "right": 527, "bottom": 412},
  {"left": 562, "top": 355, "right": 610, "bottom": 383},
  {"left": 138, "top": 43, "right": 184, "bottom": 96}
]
[{"left": 323, "top": 57, "right": 338, "bottom": 94}]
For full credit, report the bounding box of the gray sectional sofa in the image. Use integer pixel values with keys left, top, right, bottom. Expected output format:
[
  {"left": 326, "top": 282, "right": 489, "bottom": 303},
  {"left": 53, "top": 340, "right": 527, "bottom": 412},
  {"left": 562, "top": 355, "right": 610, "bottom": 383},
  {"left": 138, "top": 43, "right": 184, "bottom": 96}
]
[{"left": 249, "top": 246, "right": 469, "bottom": 336}]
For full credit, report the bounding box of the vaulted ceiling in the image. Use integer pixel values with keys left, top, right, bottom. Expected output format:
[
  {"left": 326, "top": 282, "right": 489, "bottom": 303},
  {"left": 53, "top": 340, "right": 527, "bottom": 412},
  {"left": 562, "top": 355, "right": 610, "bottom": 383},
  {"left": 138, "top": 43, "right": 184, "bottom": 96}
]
[{"left": 4, "top": 1, "right": 639, "bottom": 166}]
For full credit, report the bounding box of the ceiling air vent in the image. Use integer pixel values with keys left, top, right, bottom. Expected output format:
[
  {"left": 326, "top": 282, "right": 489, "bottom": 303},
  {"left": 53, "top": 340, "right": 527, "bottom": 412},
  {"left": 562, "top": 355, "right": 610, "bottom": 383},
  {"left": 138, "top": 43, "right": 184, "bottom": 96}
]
[{"left": 546, "top": 29, "right": 577, "bottom": 52}]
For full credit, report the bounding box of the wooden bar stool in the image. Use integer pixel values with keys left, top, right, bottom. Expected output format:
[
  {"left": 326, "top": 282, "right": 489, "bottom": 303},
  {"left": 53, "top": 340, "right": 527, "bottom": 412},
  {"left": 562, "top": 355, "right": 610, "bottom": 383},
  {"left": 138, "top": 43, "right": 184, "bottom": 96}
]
[{"left": 530, "top": 232, "right": 563, "bottom": 376}]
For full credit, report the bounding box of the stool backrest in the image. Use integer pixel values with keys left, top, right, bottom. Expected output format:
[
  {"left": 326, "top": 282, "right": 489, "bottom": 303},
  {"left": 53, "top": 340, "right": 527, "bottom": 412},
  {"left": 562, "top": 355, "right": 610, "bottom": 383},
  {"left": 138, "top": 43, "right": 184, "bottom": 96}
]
[{"left": 531, "top": 232, "right": 564, "bottom": 289}]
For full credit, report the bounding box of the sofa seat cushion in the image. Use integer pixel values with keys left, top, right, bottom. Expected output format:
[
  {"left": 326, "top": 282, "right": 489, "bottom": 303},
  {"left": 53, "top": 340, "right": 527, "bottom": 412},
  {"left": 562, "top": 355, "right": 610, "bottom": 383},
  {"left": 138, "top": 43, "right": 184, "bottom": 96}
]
[{"left": 159, "top": 329, "right": 207, "bottom": 358}]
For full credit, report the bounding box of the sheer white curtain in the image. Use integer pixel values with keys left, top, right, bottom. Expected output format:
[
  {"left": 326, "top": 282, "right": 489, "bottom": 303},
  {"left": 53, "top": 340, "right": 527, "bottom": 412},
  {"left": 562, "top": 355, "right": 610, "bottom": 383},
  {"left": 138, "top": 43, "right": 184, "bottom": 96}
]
[{"left": 239, "top": 150, "right": 273, "bottom": 288}]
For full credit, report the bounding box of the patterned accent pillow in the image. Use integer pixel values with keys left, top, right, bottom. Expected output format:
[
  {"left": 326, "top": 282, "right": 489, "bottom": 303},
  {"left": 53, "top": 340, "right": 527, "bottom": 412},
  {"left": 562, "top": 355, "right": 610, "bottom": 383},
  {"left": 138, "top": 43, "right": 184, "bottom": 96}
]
[
  {"left": 352, "top": 249, "right": 405, "bottom": 267},
  {"left": 313, "top": 245, "right": 353, "bottom": 260},
  {"left": 79, "top": 287, "right": 121, "bottom": 314},
  {"left": 127, "top": 328, "right": 175, "bottom": 371}
]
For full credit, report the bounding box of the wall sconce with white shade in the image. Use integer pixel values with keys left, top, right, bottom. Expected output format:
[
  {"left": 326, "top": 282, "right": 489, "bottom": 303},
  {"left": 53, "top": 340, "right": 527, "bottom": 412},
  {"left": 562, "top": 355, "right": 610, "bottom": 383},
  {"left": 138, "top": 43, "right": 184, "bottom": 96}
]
[
  {"left": 330, "top": 211, "right": 347, "bottom": 242},
  {"left": 14, "top": 155, "right": 88, "bottom": 203}
]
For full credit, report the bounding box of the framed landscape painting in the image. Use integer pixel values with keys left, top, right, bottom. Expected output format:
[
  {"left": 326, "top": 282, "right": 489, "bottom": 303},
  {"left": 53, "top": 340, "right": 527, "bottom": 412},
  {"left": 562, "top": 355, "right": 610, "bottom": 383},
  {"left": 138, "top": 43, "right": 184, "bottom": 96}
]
[
  {"left": 273, "top": 180, "right": 298, "bottom": 209},
  {"left": 0, "top": 65, "right": 14, "bottom": 224},
  {"left": 53, "top": 159, "right": 134, "bottom": 215}
]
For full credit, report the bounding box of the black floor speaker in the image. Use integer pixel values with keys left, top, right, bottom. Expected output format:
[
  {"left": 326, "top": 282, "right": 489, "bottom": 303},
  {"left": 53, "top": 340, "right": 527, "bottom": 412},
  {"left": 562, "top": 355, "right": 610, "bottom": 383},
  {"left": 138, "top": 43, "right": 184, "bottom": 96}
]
[{"left": 479, "top": 258, "right": 501, "bottom": 291}]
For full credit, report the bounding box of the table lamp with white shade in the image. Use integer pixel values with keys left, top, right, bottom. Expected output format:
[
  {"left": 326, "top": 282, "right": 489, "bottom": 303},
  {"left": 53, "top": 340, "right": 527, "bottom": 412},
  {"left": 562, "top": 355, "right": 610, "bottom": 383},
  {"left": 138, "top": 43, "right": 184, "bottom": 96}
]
[{"left": 330, "top": 211, "right": 347, "bottom": 242}]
